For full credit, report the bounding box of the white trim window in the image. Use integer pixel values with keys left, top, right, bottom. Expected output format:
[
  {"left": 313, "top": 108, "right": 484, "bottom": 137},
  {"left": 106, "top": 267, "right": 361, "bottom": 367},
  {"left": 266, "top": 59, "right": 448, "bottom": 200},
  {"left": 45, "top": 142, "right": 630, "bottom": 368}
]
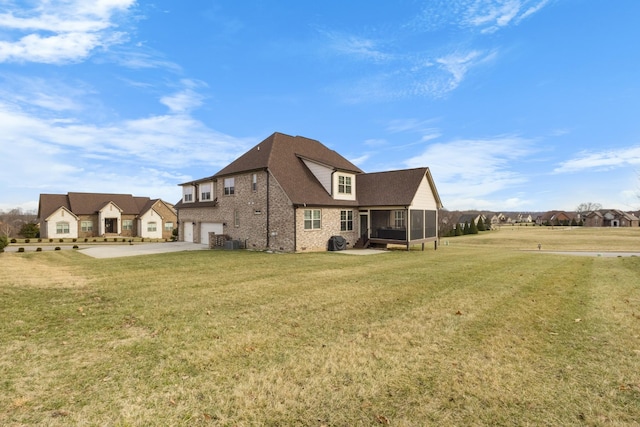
[
  {"left": 338, "top": 175, "right": 352, "bottom": 194},
  {"left": 200, "top": 183, "right": 212, "bottom": 201},
  {"left": 304, "top": 209, "right": 321, "bottom": 230},
  {"left": 340, "top": 210, "right": 353, "bottom": 231},
  {"left": 183, "top": 186, "right": 194, "bottom": 203},
  {"left": 56, "top": 222, "right": 70, "bottom": 234},
  {"left": 147, "top": 222, "right": 157, "bottom": 232},
  {"left": 224, "top": 177, "right": 235, "bottom": 196},
  {"left": 81, "top": 221, "right": 93, "bottom": 232},
  {"left": 164, "top": 222, "right": 174, "bottom": 231},
  {"left": 122, "top": 220, "right": 133, "bottom": 231},
  {"left": 394, "top": 210, "right": 406, "bottom": 228}
]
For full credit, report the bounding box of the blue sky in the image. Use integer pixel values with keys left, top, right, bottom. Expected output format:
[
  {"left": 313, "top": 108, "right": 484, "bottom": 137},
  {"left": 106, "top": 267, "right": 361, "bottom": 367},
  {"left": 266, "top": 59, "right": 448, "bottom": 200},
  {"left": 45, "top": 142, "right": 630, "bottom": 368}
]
[{"left": 1, "top": 0, "right": 640, "bottom": 213}]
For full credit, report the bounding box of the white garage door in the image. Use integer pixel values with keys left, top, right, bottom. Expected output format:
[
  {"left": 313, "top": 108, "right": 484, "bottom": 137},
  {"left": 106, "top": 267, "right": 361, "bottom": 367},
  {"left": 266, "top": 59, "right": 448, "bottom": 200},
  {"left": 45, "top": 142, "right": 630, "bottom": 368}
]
[
  {"left": 183, "top": 222, "right": 194, "bottom": 243},
  {"left": 200, "top": 222, "right": 224, "bottom": 244}
]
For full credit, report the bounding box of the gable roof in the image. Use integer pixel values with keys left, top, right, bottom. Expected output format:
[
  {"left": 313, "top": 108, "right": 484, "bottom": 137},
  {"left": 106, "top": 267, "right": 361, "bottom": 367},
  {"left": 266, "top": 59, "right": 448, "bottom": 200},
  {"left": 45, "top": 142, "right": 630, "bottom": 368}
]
[
  {"left": 215, "top": 132, "right": 363, "bottom": 206},
  {"left": 356, "top": 167, "right": 442, "bottom": 208},
  {"left": 38, "top": 192, "right": 157, "bottom": 220}
]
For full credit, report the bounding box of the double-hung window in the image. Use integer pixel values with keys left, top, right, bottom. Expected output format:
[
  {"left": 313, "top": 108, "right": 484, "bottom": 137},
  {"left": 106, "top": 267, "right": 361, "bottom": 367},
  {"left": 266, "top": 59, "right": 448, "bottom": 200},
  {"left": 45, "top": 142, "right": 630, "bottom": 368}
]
[
  {"left": 200, "top": 183, "right": 212, "bottom": 201},
  {"left": 340, "top": 210, "right": 353, "bottom": 231},
  {"left": 338, "top": 175, "right": 352, "bottom": 194},
  {"left": 394, "top": 210, "right": 406, "bottom": 228},
  {"left": 122, "top": 220, "right": 133, "bottom": 231},
  {"left": 164, "top": 222, "right": 174, "bottom": 231},
  {"left": 224, "top": 178, "right": 235, "bottom": 195},
  {"left": 252, "top": 173, "right": 257, "bottom": 192},
  {"left": 56, "top": 222, "right": 70, "bottom": 234},
  {"left": 147, "top": 222, "right": 157, "bottom": 232},
  {"left": 304, "top": 209, "right": 321, "bottom": 230},
  {"left": 81, "top": 221, "right": 93, "bottom": 232}
]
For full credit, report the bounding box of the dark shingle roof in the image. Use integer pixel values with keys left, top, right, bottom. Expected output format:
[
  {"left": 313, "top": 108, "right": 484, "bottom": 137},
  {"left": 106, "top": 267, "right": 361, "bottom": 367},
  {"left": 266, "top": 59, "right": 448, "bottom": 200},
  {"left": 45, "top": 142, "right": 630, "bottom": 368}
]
[
  {"left": 215, "top": 132, "right": 363, "bottom": 206},
  {"left": 38, "top": 192, "right": 153, "bottom": 219},
  {"left": 357, "top": 167, "right": 442, "bottom": 208}
]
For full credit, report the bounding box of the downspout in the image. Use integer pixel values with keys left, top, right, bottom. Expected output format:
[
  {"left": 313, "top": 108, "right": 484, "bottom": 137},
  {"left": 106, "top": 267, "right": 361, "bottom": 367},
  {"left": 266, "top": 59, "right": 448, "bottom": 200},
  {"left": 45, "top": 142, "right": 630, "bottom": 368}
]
[{"left": 266, "top": 171, "right": 270, "bottom": 249}]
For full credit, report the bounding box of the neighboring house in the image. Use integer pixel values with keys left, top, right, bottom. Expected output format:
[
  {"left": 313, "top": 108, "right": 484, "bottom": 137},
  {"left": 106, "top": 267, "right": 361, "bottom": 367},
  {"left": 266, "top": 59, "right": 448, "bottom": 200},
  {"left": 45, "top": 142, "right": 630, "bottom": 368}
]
[
  {"left": 38, "top": 193, "right": 177, "bottom": 240},
  {"left": 175, "top": 132, "right": 443, "bottom": 252},
  {"left": 536, "top": 211, "right": 575, "bottom": 226},
  {"left": 457, "top": 213, "right": 486, "bottom": 228},
  {"left": 516, "top": 213, "right": 533, "bottom": 223},
  {"left": 583, "top": 210, "right": 639, "bottom": 227}
]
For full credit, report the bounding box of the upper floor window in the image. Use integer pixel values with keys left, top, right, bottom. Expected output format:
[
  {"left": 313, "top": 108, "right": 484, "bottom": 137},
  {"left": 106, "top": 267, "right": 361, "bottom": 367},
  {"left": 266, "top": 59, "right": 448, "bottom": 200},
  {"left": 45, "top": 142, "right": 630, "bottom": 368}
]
[
  {"left": 183, "top": 186, "right": 194, "bottom": 202},
  {"left": 304, "top": 209, "right": 321, "bottom": 230},
  {"left": 338, "top": 175, "right": 352, "bottom": 194},
  {"left": 252, "top": 173, "right": 257, "bottom": 192},
  {"left": 200, "top": 183, "right": 212, "bottom": 201},
  {"left": 224, "top": 177, "right": 235, "bottom": 196}
]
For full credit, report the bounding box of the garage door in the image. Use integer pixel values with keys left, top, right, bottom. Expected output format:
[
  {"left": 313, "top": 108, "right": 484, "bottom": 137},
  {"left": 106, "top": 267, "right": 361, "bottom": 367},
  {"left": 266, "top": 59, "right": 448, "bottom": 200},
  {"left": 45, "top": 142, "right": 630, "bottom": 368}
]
[
  {"left": 200, "top": 222, "right": 224, "bottom": 244},
  {"left": 183, "top": 222, "right": 194, "bottom": 243}
]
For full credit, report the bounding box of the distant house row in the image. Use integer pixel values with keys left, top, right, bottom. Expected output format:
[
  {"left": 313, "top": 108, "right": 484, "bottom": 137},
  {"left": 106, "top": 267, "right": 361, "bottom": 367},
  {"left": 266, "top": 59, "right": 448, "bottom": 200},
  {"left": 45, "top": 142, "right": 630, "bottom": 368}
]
[
  {"left": 536, "top": 209, "right": 639, "bottom": 227},
  {"left": 38, "top": 192, "right": 177, "bottom": 240},
  {"left": 453, "top": 209, "right": 640, "bottom": 229}
]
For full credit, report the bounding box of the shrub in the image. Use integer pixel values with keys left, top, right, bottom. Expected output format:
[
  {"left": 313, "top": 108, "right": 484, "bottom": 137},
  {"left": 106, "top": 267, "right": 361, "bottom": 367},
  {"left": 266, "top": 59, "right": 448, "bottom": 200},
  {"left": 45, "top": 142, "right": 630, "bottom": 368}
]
[
  {"left": 0, "top": 235, "right": 9, "bottom": 252},
  {"left": 72, "top": 238, "right": 77, "bottom": 242},
  {"left": 19, "top": 223, "right": 39, "bottom": 239},
  {"left": 38, "top": 238, "right": 42, "bottom": 242},
  {"left": 36, "top": 247, "right": 42, "bottom": 252},
  {"left": 18, "top": 247, "right": 25, "bottom": 252},
  {"left": 104, "top": 238, "right": 108, "bottom": 242},
  {"left": 10, "top": 238, "right": 17, "bottom": 243},
  {"left": 25, "top": 238, "right": 30, "bottom": 243},
  {"left": 54, "top": 247, "right": 61, "bottom": 251},
  {"left": 59, "top": 239, "right": 64, "bottom": 243},
  {"left": 49, "top": 239, "right": 53, "bottom": 243},
  {"left": 84, "top": 238, "right": 88, "bottom": 242},
  {"left": 72, "top": 245, "right": 79, "bottom": 249}
]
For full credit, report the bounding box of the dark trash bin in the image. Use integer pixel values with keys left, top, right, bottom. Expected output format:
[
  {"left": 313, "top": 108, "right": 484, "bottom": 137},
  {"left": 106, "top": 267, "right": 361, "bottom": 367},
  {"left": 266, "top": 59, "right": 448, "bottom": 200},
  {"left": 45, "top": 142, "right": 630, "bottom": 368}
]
[{"left": 328, "top": 235, "right": 347, "bottom": 251}]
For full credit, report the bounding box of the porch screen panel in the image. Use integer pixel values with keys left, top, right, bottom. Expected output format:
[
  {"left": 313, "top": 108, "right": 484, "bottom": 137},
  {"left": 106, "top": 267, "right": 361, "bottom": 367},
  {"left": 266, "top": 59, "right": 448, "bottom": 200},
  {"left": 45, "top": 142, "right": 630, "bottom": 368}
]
[
  {"left": 426, "top": 210, "right": 437, "bottom": 238},
  {"left": 410, "top": 210, "right": 424, "bottom": 240},
  {"left": 370, "top": 211, "right": 389, "bottom": 238}
]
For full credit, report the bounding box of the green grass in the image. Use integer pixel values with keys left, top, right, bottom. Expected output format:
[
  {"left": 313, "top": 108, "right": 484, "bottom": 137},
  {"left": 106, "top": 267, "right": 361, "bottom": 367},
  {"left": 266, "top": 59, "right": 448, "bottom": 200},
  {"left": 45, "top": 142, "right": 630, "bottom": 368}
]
[{"left": 1, "top": 227, "right": 639, "bottom": 426}]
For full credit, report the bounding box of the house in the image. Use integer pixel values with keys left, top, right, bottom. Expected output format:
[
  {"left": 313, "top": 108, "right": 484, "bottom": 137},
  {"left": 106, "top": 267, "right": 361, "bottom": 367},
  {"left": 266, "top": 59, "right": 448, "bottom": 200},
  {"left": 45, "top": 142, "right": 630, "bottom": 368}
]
[
  {"left": 175, "top": 132, "right": 443, "bottom": 252},
  {"left": 38, "top": 192, "right": 177, "bottom": 240},
  {"left": 457, "top": 213, "right": 487, "bottom": 228},
  {"left": 535, "top": 211, "right": 575, "bottom": 226},
  {"left": 582, "top": 210, "right": 639, "bottom": 227}
]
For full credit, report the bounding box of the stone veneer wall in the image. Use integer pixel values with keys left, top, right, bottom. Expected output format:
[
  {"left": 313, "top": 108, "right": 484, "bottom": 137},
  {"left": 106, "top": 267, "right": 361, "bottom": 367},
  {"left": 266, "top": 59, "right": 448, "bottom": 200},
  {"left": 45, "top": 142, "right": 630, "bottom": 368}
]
[{"left": 295, "top": 207, "right": 359, "bottom": 252}]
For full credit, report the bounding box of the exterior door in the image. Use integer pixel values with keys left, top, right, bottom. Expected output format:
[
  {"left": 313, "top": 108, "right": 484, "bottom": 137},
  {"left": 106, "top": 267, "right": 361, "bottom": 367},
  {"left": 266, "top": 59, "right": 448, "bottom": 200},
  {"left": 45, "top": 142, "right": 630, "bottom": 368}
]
[
  {"left": 359, "top": 214, "right": 368, "bottom": 239},
  {"left": 183, "top": 222, "right": 194, "bottom": 242},
  {"left": 105, "top": 218, "right": 116, "bottom": 234}
]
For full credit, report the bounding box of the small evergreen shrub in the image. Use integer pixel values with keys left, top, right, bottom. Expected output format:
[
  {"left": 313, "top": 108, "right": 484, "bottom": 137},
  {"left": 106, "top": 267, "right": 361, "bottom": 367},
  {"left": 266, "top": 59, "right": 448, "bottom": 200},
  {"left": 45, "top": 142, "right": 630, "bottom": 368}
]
[
  {"left": 25, "top": 239, "right": 30, "bottom": 243},
  {"left": 10, "top": 238, "right": 17, "bottom": 243},
  {"left": 59, "top": 239, "right": 64, "bottom": 243},
  {"left": 84, "top": 238, "right": 88, "bottom": 242},
  {"left": 72, "top": 238, "right": 77, "bottom": 242},
  {"left": 38, "top": 238, "right": 42, "bottom": 242},
  {"left": 49, "top": 239, "right": 53, "bottom": 243},
  {"left": 18, "top": 247, "right": 25, "bottom": 252},
  {"left": 36, "top": 247, "right": 42, "bottom": 252},
  {"left": 72, "top": 245, "right": 79, "bottom": 249},
  {"left": 54, "top": 247, "right": 61, "bottom": 251}
]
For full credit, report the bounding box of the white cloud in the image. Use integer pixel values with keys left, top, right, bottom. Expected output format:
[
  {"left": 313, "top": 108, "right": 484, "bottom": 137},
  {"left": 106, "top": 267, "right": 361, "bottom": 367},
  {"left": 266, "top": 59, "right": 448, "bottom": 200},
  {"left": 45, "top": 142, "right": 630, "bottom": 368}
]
[
  {"left": 323, "top": 31, "right": 392, "bottom": 63},
  {"left": 0, "top": 0, "right": 135, "bottom": 64},
  {"left": 405, "top": 136, "right": 534, "bottom": 208},
  {"left": 554, "top": 146, "right": 640, "bottom": 173}
]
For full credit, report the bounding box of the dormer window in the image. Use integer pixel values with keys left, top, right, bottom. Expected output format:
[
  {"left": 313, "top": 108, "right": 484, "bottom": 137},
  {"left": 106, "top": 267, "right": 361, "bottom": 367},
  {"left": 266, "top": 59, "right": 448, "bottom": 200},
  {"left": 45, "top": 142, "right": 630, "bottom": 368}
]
[
  {"left": 200, "top": 183, "right": 212, "bottom": 201},
  {"left": 183, "top": 186, "right": 194, "bottom": 203},
  {"left": 338, "top": 175, "right": 352, "bottom": 194}
]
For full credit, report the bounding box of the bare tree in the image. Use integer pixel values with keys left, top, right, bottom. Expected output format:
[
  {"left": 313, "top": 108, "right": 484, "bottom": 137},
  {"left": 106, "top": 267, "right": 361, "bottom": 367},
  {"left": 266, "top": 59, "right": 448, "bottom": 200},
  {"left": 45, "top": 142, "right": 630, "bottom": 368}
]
[{"left": 575, "top": 202, "right": 602, "bottom": 214}]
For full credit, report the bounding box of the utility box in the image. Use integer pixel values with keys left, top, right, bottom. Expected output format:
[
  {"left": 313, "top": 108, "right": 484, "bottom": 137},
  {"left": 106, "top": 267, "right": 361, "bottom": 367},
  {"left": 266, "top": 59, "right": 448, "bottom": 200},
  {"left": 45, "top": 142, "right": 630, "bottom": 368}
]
[{"left": 224, "top": 240, "right": 241, "bottom": 250}]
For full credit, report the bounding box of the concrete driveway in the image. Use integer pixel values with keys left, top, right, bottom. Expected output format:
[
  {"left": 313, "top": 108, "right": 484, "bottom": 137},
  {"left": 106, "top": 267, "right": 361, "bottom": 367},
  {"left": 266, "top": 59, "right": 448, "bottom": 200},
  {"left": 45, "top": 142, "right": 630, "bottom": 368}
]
[{"left": 80, "top": 242, "right": 209, "bottom": 258}]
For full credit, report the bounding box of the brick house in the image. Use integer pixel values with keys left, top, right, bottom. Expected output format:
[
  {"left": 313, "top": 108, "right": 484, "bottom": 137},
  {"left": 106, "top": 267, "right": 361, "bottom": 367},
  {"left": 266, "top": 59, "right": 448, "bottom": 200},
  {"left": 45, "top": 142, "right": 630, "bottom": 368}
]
[
  {"left": 582, "top": 209, "right": 639, "bottom": 227},
  {"left": 175, "top": 132, "right": 443, "bottom": 252},
  {"left": 38, "top": 192, "right": 177, "bottom": 240}
]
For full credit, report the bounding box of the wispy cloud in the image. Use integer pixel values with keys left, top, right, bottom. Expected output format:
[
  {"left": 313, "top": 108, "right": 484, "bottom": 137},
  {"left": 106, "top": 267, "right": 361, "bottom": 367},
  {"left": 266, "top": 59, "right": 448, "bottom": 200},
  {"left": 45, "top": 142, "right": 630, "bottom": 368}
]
[
  {"left": 322, "top": 31, "right": 393, "bottom": 63},
  {"left": 554, "top": 146, "right": 640, "bottom": 173},
  {"left": 0, "top": 0, "right": 135, "bottom": 64},
  {"left": 405, "top": 136, "right": 535, "bottom": 208},
  {"left": 408, "top": 0, "right": 552, "bottom": 34},
  {"left": 160, "top": 79, "right": 207, "bottom": 114}
]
